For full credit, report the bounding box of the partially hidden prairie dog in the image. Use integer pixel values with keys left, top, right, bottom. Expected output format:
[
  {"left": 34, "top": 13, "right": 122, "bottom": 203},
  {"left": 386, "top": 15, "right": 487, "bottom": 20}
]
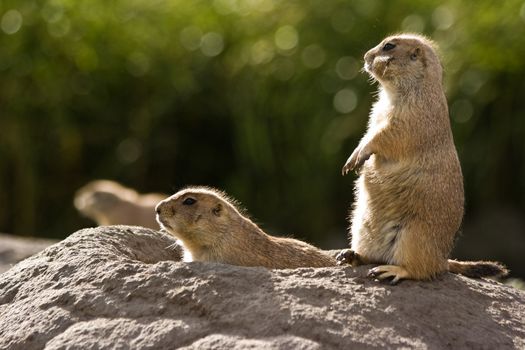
[
  {"left": 337, "top": 33, "right": 508, "bottom": 283},
  {"left": 155, "top": 187, "right": 336, "bottom": 269},
  {"left": 74, "top": 180, "right": 167, "bottom": 230}
]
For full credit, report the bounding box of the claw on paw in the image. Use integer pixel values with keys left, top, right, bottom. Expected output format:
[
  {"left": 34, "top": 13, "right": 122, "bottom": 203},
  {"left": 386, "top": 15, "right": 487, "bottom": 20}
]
[
  {"left": 342, "top": 146, "right": 372, "bottom": 176},
  {"left": 368, "top": 265, "right": 409, "bottom": 285},
  {"left": 342, "top": 160, "right": 354, "bottom": 176},
  {"left": 336, "top": 249, "right": 357, "bottom": 266}
]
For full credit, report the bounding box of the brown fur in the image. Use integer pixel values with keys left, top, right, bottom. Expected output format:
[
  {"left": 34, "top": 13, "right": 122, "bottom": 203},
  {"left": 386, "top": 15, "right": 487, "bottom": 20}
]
[
  {"left": 338, "top": 33, "right": 507, "bottom": 283},
  {"left": 74, "top": 180, "right": 166, "bottom": 230},
  {"left": 155, "top": 187, "right": 336, "bottom": 269}
]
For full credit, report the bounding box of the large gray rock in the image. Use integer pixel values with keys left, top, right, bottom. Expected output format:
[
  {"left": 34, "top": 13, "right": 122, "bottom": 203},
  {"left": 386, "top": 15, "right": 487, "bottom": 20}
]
[{"left": 0, "top": 226, "right": 523, "bottom": 349}]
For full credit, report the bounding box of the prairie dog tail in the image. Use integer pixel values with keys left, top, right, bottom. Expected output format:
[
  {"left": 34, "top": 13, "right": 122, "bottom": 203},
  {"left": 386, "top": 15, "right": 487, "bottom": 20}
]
[{"left": 448, "top": 259, "right": 508, "bottom": 278}]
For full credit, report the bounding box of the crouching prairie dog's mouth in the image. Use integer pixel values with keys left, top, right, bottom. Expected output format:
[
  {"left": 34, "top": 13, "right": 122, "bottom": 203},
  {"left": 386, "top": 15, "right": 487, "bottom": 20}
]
[{"left": 155, "top": 202, "right": 174, "bottom": 229}]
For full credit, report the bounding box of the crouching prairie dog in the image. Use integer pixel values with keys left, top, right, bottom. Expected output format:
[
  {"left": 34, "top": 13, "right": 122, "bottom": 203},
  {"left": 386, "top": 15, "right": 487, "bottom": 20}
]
[
  {"left": 338, "top": 33, "right": 508, "bottom": 283},
  {"left": 155, "top": 187, "right": 336, "bottom": 269},
  {"left": 74, "top": 180, "right": 167, "bottom": 230}
]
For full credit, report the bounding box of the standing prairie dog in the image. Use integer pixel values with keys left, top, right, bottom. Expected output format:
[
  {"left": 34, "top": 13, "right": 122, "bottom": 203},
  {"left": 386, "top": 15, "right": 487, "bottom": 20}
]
[
  {"left": 337, "top": 33, "right": 507, "bottom": 283},
  {"left": 155, "top": 187, "right": 336, "bottom": 269},
  {"left": 74, "top": 180, "right": 167, "bottom": 230}
]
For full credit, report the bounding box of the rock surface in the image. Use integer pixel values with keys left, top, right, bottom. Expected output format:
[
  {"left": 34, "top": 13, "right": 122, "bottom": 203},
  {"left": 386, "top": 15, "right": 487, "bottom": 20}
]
[
  {"left": 0, "top": 233, "right": 57, "bottom": 274},
  {"left": 0, "top": 226, "right": 524, "bottom": 349}
]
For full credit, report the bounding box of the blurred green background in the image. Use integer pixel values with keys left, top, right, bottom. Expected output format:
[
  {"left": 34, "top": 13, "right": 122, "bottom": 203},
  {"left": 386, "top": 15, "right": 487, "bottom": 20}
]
[{"left": 1, "top": 0, "right": 524, "bottom": 277}]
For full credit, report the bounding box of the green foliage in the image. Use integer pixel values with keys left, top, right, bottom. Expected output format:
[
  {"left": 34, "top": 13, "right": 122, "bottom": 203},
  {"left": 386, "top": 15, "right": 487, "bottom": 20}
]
[{"left": 0, "top": 0, "right": 524, "bottom": 272}]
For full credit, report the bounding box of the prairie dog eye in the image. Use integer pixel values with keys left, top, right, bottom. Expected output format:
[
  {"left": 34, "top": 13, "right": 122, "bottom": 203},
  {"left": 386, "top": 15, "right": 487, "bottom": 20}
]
[
  {"left": 382, "top": 43, "right": 396, "bottom": 51},
  {"left": 182, "top": 197, "right": 196, "bottom": 205}
]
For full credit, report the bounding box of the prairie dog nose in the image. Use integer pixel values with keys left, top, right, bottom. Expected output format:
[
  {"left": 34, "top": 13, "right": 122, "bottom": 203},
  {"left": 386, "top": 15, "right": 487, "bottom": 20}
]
[
  {"left": 364, "top": 50, "right": 372, "bottom": 62},
  {"left": 156, "top": 199, "right": 176, "bottom": 217},
  {"left": 155, "top": 200, "right": 166, "bottom": 215}
]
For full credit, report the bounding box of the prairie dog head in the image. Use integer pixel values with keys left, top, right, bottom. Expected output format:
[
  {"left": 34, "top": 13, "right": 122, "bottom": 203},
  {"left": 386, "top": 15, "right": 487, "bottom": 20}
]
[
  {"left": 74, "top": 180, "right": 137, "bottom": 221},
  {"left": 155, "top": 187, "right": 242, "bottom": 249},
  {"left": 364, "top": 33, "right": 442, "bottom": 90}
]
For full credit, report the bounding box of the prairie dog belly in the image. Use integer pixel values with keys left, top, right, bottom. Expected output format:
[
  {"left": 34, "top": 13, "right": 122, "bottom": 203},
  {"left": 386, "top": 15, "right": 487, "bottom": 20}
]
[{"left": 350, "top": 159, "right": 426, "bottom": 263}]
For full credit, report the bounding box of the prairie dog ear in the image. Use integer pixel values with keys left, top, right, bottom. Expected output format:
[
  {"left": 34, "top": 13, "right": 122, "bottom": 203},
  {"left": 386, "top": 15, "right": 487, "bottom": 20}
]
[
  {"left": 212, "top": 203, "right": 222, "bottom": 217},
  {"left": 410, "top": 47, "right": 421, "bottom": 61}
]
